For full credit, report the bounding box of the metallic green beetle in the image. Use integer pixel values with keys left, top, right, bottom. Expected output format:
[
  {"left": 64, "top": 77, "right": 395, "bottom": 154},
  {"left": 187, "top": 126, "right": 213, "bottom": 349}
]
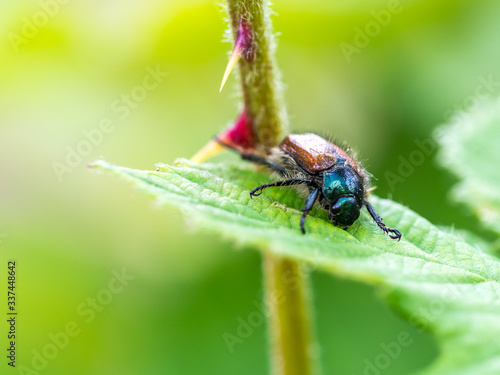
[{"left": 220, "top": 133, "right": 401, "bottom": 240}]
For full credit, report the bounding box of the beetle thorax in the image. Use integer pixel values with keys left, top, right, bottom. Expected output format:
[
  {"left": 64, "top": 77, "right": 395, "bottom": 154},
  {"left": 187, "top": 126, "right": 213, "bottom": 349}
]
[{"left": 322, "top": 166, "right": 364, "bottom": 205}]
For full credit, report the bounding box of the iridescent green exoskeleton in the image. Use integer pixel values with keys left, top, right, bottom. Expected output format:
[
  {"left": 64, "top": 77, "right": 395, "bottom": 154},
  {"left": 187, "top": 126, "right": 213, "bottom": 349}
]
[{"left": 219, "top": 133, "right": 401, "bottom": 240}]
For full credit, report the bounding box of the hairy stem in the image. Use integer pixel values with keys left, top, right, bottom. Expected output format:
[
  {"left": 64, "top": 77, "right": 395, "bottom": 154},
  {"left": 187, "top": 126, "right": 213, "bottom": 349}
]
[
  {"left": 264, "top": 254, "right": 319, "bottom": 375},
  {"left": 226, "top": 0, "right": 288, "bottom": 150},
  {"left": 225, "top": 1, "right": 318, "bottom": 374}
]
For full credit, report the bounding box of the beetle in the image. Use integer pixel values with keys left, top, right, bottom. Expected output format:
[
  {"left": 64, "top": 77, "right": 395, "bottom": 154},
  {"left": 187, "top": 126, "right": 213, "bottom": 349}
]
[{"left": 218, "top": 132, "right": 402, "bottom": 240}]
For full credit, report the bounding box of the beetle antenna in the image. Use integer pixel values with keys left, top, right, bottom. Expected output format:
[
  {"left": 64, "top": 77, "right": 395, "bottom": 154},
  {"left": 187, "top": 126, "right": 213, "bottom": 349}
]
[{"left": 363, "top": 200, "right": 402, "bottom": 241}]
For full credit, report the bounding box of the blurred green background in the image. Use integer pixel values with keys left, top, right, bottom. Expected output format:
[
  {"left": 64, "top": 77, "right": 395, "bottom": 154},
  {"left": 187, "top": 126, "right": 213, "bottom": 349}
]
[{"left": 1, "top": 0, "right": 499, "bottom": 374}]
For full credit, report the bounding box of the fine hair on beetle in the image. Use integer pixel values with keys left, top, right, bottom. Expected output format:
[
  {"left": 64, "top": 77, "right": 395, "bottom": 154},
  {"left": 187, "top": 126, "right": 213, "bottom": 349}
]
[
  {"left": 266, "top": 145, "right": 373, "bottom": 202},
  {"left": 217, "top": 132, "right": 401, "bottom": 241}
]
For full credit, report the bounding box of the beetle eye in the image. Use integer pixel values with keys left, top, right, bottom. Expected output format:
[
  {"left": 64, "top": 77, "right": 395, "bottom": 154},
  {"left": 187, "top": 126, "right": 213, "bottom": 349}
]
[{"left": 329, "top": 197, "right": 360, "bottom": 228}]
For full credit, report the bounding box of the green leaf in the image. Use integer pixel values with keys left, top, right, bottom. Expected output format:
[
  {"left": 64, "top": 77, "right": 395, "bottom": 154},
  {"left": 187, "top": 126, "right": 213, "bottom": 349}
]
[
  {"left": 91, "top": 158, "right": 500, "bottom": 375},
  {"left": 436, "top": 99, "right": 500, "bottom": 235}
]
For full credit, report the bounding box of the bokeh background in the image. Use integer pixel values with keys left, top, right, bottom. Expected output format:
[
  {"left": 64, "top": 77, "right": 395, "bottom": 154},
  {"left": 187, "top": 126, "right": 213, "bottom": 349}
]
[{"left": 1, "top": 0, "right": 499, "bottom": 374}]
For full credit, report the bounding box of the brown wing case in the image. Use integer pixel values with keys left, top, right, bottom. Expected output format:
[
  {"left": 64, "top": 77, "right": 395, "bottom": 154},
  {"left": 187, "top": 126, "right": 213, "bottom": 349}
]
[{"left": 279, "top": 133, "right": 340, "bottom": 173}]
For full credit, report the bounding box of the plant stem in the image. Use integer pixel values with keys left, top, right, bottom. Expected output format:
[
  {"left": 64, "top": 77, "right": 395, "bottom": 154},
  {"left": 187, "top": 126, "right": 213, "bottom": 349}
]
[
  {"left": 225, "top": 1, "right": 319, "bottom": 374},
  {"left": 264, "top": 254, "right": 319, "bottom": 375},
  {"left": 226, "top": 0, "right": 288, "bottom": 150}
]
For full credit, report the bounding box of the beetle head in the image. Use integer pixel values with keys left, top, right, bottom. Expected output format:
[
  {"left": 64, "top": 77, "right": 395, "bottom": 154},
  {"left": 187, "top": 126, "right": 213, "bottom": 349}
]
[
  {"left": 328, "top": 197, "right": 360, "bottom": 228},
  {"left": 323, "top": 167, "right": 364, "bottom": 228}
]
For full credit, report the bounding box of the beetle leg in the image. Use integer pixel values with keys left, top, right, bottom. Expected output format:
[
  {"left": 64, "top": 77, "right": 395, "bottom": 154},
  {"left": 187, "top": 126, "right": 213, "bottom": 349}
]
[
  {"left": 215, "top": 137, "right": 287, "bottom": 175},
  {"left": 363, "top": 200, "right": 402, "bottom": 241},
  {"left": 250, "top": 178, "right": 312, "bottom": 197},
  {"left": 300, "top": 188, "right": 320, "bottom": 235}
]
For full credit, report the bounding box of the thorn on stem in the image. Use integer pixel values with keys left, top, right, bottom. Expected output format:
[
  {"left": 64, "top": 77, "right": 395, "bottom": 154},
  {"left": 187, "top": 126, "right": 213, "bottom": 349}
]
[{"left": 219, "top": 18, "right": 254, "bottom": 92}]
